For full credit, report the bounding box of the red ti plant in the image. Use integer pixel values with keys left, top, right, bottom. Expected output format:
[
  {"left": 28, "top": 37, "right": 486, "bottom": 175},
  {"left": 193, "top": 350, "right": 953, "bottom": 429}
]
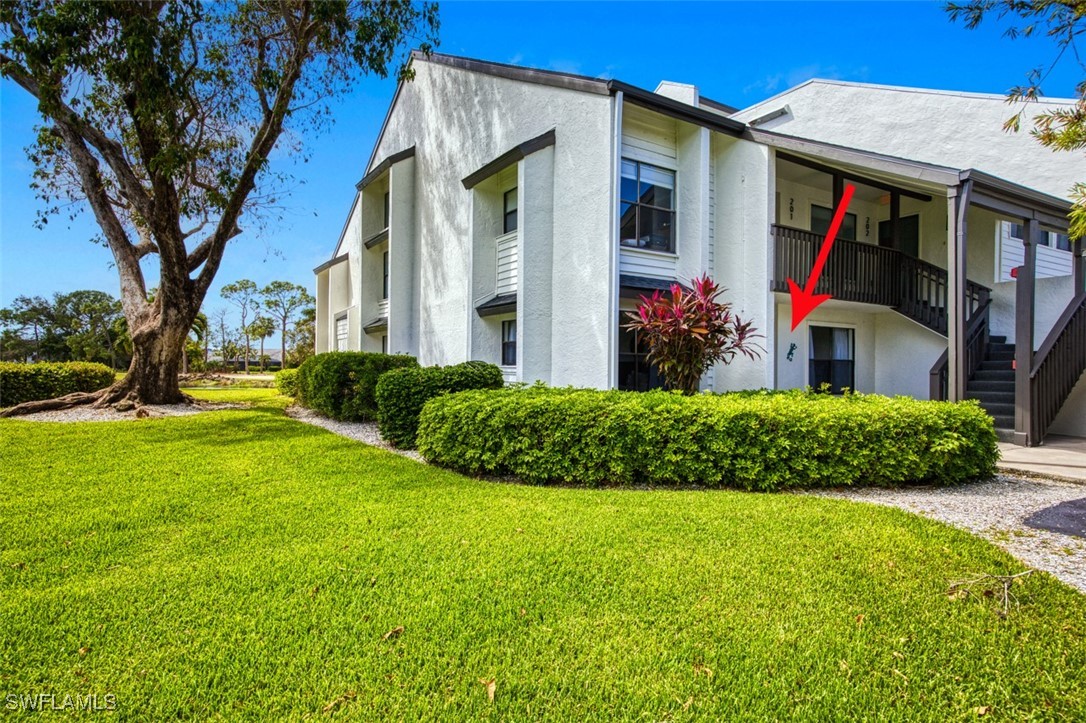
[{"left": 624, "top": 276, "right": 761, "bottom": 395}]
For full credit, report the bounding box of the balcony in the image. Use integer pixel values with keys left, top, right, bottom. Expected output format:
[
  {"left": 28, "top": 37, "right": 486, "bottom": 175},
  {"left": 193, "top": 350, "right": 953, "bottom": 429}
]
[{"left": 770, "top": 224, "right": 989, "bottom": 335}]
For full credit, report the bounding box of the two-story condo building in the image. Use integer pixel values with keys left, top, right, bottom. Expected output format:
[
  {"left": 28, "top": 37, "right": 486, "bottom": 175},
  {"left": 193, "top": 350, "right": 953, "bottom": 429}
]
[{"left": 314, "top": 52, "right": 1086, "bottom": 445}]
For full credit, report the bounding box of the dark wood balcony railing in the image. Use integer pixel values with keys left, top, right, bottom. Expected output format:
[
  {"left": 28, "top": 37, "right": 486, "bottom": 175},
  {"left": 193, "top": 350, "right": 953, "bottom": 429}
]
[
  {"left": 1029, "top": 291, "right": 1086, "bottom": 442},
  {"left": 771, "top": 225, "right": 990, "bottom": 336},
  {"left": 928, "top": 299, "right": 991, "bottom": 401}
]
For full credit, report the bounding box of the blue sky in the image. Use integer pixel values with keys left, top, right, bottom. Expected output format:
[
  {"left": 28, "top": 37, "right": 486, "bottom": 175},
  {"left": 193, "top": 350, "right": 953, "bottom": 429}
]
[{"left": 1, "top": 1, "right": 1080, "bottom": 331}]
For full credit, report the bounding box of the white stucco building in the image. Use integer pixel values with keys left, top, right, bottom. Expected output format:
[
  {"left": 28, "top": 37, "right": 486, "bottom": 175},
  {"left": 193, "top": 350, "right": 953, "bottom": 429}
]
[{"left": 315, "top": 52, "right": 1086, "bottom": 444}]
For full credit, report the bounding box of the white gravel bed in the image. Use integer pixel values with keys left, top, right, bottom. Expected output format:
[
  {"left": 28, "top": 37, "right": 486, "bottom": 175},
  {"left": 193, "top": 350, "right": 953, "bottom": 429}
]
[
  {"left": 812, "top": 475, "right": 1086, "bottom": 593},
  {"left": 285, "top": 406, "right": 423, "bottom": 462},
  {"left": 12, "top": 403, "right": 239, "bottom": 422}
]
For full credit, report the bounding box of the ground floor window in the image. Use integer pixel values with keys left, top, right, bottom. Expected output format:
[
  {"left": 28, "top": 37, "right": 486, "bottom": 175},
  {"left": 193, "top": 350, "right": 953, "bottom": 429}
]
[
  {"left": 334, "top": 315, "right": 348, "bottom": 352},
  {"left": 618, "top": 315, "right": 664, "bottom": 391},
  {"left": 381, "top": 335, "right": 387, "bottom": 354},
  {"left": 809, "top": 325, "right": 854, "bottom": 394},
  {"left": 501, "top": 320, "right": 516, "bottom": 366}
]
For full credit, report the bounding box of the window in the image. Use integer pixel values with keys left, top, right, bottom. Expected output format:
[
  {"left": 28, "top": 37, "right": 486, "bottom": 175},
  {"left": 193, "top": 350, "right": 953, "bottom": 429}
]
[
  {"left": 811, "top": 204, "right": 857, "bottom": 242},
  {"left": 335, "top": 315, "right": 348, "bottom": 352},
  {"left": 383, "top": 191, "right": 390, "bottom": 229},
  {"left": 501, "top": 320, "right": 516, "bottom": 366},
  {"left": 1009, "top": 223, "right": 1072, "bottom": 252},
  {"left": 809, "top": 326, "right": 854, "bottom": 394},
  {"left": 381, "top": 335, "right": 388, "bottom": 354},
  {"left": 503, "top": 188, "right": 518, "bottom": 234},
  {"left": 1052, "top": 232, "right": 1072, "bottom": 252},
  {"left": 382, "top": 250, "right": 389, "bottom": 300},
  {"left": 618, "top": 314, "right": 664, "bottom": 391},
  {"left": 620, "top": 159, "right": 676, "bottom": 253}
]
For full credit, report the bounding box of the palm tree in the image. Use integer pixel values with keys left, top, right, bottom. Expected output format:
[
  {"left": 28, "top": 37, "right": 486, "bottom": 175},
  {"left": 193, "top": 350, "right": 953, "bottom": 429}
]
[{"left": 247, "top": 316, "right": 277, "bottom": 372}]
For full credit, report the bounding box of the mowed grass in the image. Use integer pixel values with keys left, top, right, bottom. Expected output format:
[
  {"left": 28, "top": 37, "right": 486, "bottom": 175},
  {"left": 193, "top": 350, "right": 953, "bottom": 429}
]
[{"left": 1, "top": 392, "right": 1084, "bottom": 720}]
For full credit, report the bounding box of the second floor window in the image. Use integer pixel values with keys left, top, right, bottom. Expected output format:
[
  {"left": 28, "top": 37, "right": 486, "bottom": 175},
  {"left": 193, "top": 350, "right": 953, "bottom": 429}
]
[
  {"left": 811, "top": 204, "right": 857, "bottom": 242},
  {"left": 620, "top": 159, "right": 675, "bottom": 253},
  {"left": 501, "top": 320, "right": 516, "bottom": 366},
  {"left": 383, "top": 192, "right": 390, "bottom": 229},
  {"left": 382, "top": 251, "right": 389, "bottom": 300},
  {"left": 503, "top": 188, "right": 518, "bottom": 234}
]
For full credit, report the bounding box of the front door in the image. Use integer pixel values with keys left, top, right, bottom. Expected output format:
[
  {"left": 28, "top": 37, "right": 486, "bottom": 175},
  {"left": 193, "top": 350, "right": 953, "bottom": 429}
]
[{"left": 878, "top": 214, "right": 920, "bottom": 258}]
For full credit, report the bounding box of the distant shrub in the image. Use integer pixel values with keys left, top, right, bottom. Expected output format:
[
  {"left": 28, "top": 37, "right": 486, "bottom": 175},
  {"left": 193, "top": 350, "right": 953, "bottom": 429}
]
[
  {"left": 376, "top": 361, "right": 504, "bottom": 448},
  {"left": 295, "top": 352, "right": 418, "bottom": 421},
  {"left": 275, "top": 368, "right": 299, "bottom": 397},
  {"left": 0, "top": 361, "right": 116, "bottom": 407},
  {"left": 417, "top": 387, "right": 998, "bottom": 490}
]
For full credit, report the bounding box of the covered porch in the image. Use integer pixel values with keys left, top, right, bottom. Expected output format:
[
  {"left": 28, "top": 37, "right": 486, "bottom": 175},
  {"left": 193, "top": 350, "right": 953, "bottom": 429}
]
[{"left": 756, "top": 129, "right": 1085, "bottom": 445}]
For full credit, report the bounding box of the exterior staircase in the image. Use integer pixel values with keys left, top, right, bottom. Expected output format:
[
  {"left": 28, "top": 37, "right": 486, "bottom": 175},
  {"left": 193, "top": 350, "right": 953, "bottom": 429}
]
[{"left": 964, "top": 335, "right": 1015, "bottom": 439}]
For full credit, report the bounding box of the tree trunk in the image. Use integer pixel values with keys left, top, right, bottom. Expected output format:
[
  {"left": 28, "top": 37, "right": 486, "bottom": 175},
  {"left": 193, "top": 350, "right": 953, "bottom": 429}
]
[
  {"left": 1, "top": 312, "right": 190, "bottom": 416},
  {"left": 259, "top": 337, "right": 265, "bottom": 372},
  {"left": 244, "top": 336, "right": 250, "bottom": 373}
]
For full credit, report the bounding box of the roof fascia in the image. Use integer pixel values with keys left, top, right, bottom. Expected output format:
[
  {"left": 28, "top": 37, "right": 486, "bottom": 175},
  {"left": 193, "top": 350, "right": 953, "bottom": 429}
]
[{"left": 461, "top": 129, "right": 556, "bottom": 190}]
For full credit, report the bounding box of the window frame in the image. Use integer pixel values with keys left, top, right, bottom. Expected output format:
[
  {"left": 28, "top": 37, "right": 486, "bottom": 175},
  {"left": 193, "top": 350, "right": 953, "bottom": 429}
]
[
  {"left": 808, "top": 325, "right": 855, "bottom": 395},
  {"left": 383, "top": 191, "right": 390, "bottom": 230},
  {"left": 503, "top": 188, "right": 518, "bottom": 235},
  {"left": 501, "top": 319, "right": 517, "bottom": 367},
  {"left": 810, "top": 203, "right": 857, "bottom": 242},
  {"left": 382, "top": 250, "right": 389, "bottom": 300},
  {"left": 619, "top": 158, "right": 677, "bottom": 254}
]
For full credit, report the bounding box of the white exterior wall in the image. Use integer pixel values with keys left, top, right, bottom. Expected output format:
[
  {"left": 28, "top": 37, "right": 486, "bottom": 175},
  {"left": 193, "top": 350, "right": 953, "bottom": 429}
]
[
  {"left": 712, "top": 137, "right": 774, "bottom": 391},
  {"left": 370, "top": 59, "right": 613, "bottom": 382}
]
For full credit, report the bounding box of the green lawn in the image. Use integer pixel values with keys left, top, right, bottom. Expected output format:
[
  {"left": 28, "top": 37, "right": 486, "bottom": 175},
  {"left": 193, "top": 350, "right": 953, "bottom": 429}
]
[{"left": 1, "top": 391, "right": 1084, "bottom": 720}]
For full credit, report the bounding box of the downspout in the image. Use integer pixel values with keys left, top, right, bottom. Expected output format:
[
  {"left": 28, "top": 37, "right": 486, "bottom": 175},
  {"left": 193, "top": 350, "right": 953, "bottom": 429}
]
[{"left": 608, "top": 91, "right": 623, "bottom": 389}]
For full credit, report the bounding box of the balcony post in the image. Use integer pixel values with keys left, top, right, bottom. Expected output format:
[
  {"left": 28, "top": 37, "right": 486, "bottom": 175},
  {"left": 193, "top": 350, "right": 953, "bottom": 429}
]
[
  {"left": 1014, "top": 219, "right": 1039, "bottom": 446},
  {"left": 890, "top": 191, "right": 901, "bottom": 251},
  {"left": 946, "top": 182, "right": 971, "bottom": 401}
]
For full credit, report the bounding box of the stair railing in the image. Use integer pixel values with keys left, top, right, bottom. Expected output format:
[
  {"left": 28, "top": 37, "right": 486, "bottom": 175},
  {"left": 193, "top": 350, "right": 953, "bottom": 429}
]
[
  {"left": 1026, "top": 291, "right": 1086, "bottom": 443},
  {"left": 928, "top": 298, "right": 992, "bottom": 401}
]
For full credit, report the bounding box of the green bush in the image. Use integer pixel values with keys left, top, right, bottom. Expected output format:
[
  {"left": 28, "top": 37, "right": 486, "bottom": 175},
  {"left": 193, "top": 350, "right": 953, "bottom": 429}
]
[
  {"left": 376, "top": 361, "right": 504, "bottom": 448},
  {"left": 0, "top": 361, "right": 116, "bottom": 407},
  {"left": 417, "top": 387, "right": 998, "bottom": 490},
  {"left": 275, "top": 368, "right": 299, "bottom": 397},
  {"left": 295, "top": 352, "right": 418, "bottom": 421}
]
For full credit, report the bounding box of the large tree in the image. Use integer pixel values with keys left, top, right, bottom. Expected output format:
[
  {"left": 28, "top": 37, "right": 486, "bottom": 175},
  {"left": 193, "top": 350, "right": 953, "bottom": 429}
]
[
  {"left": 947, "top": 0, "right": 1086, "bottom": 236},
  {"left": 261, "top": 280, "right": 313, "bottom": 369},
  {"left": 0, "top": 1, "right": 438, "bottom": 415}
]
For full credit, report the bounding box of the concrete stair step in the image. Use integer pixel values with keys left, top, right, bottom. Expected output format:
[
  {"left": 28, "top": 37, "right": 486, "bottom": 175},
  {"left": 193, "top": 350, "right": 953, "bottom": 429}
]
[
  {"left": 968, "top": 379, "right": 1015, "bottom": 392},
  {"left": 992, "top": 414, "right": 1015, "bottom": 430},
  {"left": 974, "top": 369, "right": 1015, "bottom": 382},
  {"left": 966, "top": 390, "right": 1015, "bottom": 404},
  {"left": 978, "top": 360, "right": 1014, "bottom": 371},
  {"left": 979, "top": 402, "right": 1015, "bottom": 417},
  {"left": 989, "top": 335, "right": 1008, "bottom": 345}
]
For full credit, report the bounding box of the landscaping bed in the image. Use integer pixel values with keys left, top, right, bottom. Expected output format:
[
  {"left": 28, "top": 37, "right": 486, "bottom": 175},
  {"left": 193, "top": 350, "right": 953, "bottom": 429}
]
[{"left": 418, "top": 387, "right": 998, "bottom": 489}]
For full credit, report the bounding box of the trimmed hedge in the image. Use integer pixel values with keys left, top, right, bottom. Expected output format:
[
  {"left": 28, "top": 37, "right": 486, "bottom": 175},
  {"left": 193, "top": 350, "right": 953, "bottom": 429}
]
[
  {"left": 376, "top": 361, "right": 504, "bottom": 448},
  {"left": 295, "top": 352, "right": 418, "bottom": 421},
  {"left": 0, "top": 361, "right": 116, "bottom": 407},
  {"left": 275, "top": 368, "right": 299, "bottom": 397},
  {"left": 417, "top": 387, "right": 999, "bottom": 490}
]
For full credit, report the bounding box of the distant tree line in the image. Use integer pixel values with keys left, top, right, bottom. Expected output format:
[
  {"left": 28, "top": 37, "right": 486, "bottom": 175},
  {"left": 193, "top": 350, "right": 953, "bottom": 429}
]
[{"left": 2, "top": 279, "right": 314, "bottom": 373}]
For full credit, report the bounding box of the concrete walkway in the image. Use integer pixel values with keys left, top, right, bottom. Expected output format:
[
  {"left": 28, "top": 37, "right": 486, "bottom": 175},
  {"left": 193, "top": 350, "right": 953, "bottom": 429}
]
[{"left": 998, "top": 435, "right": 1086, "bottom": 482}]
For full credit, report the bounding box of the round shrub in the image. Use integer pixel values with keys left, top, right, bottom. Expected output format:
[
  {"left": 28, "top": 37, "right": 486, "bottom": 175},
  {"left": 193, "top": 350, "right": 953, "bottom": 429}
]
[
  {"left": 416, "top": 387, "right": 999, "bottom": 490},
  {"left": 295, "top": 352, "right": 418, "bottom": 421},
  {"left": 275, "top": 368, "right": 299, "bottom": 397},
  {"left": 0, "top": 361, "right": 116, "bottom": 407},
  {"left": 376, "top": 361, "right": 504, "bottom": 449}
]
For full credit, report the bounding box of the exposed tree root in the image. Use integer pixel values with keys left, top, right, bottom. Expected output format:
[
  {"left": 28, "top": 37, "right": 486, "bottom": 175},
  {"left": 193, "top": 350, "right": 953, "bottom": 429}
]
[{"left": 0, "top": 382, "right": 198, "bottom": 418}]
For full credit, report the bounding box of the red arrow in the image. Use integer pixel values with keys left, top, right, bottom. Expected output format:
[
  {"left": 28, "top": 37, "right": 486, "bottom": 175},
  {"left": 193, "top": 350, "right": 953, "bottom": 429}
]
[{"left": 787, "top": 183, "right": 856, "bottom": 331}]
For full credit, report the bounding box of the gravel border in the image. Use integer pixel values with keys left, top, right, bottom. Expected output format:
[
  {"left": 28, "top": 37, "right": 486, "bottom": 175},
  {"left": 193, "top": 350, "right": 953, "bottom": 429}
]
[
  {"left": 285, "top": 406, "right": 423, "bottom": 462},
  {"left": 10, "top": 402, "right": 240, "bottom": 423},
  {"left": 812, "top": 476, "right": 1086, "bottom": 593}
]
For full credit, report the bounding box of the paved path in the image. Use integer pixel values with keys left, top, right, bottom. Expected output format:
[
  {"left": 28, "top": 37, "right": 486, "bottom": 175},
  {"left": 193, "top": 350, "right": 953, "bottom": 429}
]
[{"left": 999, "top": 435, "right": 1086, "bottom": 482}]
